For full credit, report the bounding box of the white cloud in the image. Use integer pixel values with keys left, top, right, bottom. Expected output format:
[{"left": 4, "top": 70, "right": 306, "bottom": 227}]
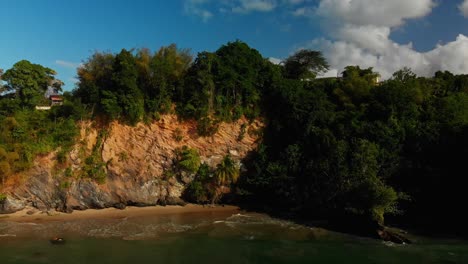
[
  {"left": 318, "top": 68, "right": 338, "bottom": 78},
  {"left": 55, "top": 60, "right": 82, "bottom": 69},
  {"left": 268, "top": 57, "right": 282, "bottom": 65},
  {"left": 232, "top": 0, "right": 277, "bottom": 13},
  {"left": 304, "top": 0, "right": 468, "bottom": 79},
  {"left": 317, "top": 0, "right": 434, "bottom": 28},
  {"left": 184, "top": 0, "right": 213, "bottom": 21},
  {"left": 460, "top": 0, "right": 468, "bottom": 17},
  {"left": 184, "top": 0, "right": 306, "bottom": 19},
  {"left": 292, "top": 7, "right": 314, "bottom": 17},
  {"left": 182, "top": 0, "right": 468, "bottom": 78}
]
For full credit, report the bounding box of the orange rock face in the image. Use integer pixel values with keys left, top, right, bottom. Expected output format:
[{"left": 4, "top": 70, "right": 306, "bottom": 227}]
[{"left": 1, "top": 116, "right": 263, "bottom": 214}]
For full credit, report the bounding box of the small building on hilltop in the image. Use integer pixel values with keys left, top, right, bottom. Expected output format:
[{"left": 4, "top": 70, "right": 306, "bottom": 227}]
[
  {"left": 49, "top": 95, "right": 63, "bottom": 106},
  {"left": 35, "top": 86, "right": 63, "bottom": 110}
]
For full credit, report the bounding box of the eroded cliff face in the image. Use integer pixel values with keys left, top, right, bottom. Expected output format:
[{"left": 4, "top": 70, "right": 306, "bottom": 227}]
[{"left": 0, "top": 115, "right": 262, "bottom": 214}]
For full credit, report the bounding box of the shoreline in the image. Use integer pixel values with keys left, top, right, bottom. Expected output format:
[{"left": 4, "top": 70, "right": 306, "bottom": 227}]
[{"left": 0, "top": 204, "right": 240, "bottom": 223}]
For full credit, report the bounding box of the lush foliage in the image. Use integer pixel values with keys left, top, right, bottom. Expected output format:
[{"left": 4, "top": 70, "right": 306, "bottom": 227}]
[
  {"left": 174, "top": 146, "right": 201, "bottom": 174},
  {"left": 283, "top": 49, "right": 329, "bottom": 80},
  {"left": 242, "top": 64, "right": 468, "bottom": 227},
  {"left": 74, "top": 45, "right": 192, "bottom": 123},
  {"left": 2, "top": 60, "right": 63, "bottom": 109},
  {"left": 1, "top": 41, "right": 467, "bottom": 233},
  {"left": 0, "top": 62, "right": 83, "bottom": 187},
  {"left": 183, "top": 155, "right": 240, "bottom": 204}
]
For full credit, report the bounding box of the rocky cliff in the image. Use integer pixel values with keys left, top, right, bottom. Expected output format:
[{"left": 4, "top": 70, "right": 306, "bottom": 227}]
[{"left": 0, "top": 115, "right": 262, "bottom": 214}]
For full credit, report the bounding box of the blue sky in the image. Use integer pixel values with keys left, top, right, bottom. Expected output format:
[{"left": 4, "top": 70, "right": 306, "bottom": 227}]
[{"left": 1, "top": 0, "right": 468, "bottom": 90}]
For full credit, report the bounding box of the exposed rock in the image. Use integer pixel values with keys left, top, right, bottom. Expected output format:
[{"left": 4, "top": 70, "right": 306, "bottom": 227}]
[
  {"left": 165, "top": 197, "right": 187, "bottom": 206},
  {"left": 378, "top": 228, "right": 412, "bottom": 244},
  {"left": 0, "top": 197, "right": 25, "bottom": 214},
  {"left": 114, "top": 203, "right": 126, "bottom": 210},
  {"left": 0, "top": 115, "right": 262, "bottom": 214}
]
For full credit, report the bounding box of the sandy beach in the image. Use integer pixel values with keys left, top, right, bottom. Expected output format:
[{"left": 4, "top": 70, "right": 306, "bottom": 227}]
[{"left": 0, "top": 204, "right": 240, "bottom": 223}]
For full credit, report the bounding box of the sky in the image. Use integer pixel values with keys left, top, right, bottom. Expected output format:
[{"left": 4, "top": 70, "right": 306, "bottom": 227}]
[{"left": 1, "top": 0, "right": 468, "bottom": 91}]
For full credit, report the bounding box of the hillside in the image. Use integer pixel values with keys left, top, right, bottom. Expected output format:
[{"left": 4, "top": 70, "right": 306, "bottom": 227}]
[{"left": 0, "top": 115, "right": 262, "bottom": 214}]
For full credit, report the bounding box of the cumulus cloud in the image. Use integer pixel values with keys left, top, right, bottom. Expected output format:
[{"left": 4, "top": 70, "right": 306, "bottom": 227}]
[
  {"left": 308, "top": 0, "right": 468, "bottom": 79},
  {"left": 317, "top": 0, "right": 434, "bottom": 27},
  {"left": 460, "top": 0, "right": 468, "bottom": 17}
]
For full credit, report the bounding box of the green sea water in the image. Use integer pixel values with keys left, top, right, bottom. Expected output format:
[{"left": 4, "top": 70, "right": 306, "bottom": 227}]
[{"left": 1, "top": 210, "right": 467, "bottom": 264}]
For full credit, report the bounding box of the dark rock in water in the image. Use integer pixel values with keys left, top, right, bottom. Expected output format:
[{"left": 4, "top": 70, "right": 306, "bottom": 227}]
[
  {"left": 378, "top": 229, "right": 412, "bottom": 244},
  {"left": 327, "top": 214, "right": 411, "bottom": 244},
  {"left": 50, "top": 237, "right": 66, "bottom": 245},
  {"left": 114, "top": 203, "right": 126, "bottom": 210}
]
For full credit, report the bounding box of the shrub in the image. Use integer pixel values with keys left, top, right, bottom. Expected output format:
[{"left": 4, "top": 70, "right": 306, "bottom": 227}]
[
  {"left": 173, "top": 128, "right": 183, "bottom": 142},
  {"left": 175, "top": 146, "right": 201, "bottom": 173},
  {"left": 184, "top": 180, "right": 208, "bottom": 203},
  {"left": 197, "top": 116, "right": 219, "bottom": 137},
  {"left": 0, "top": 193, "right": 6, "bottom": 202},
  {"left": 183, "top": 163, "right": 213, "bottom": 203}
]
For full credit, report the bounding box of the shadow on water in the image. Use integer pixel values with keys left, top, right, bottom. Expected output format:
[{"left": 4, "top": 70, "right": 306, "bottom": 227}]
[
  {"left": 235, "top": 201, "right": 468, "bottom": 243},
  {"left": 1, "top": 207, "right": 468, "bottom": 264}
]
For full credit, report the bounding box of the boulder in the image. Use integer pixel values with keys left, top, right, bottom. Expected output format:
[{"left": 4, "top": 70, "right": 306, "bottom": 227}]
[
  {"left": 377, "top": 228, "right": 412, "bottom": 244},
  {"left": 114, "top": 203, "right": 126, "bottom": 210},
  {"left": 0, "top": 197, "right": 25, "bottom": 214}
]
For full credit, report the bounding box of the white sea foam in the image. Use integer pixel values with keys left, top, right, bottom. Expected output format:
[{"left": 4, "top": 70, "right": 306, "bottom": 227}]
[{"left": 0, "top": 234, "right": 17, "bottom": 237}]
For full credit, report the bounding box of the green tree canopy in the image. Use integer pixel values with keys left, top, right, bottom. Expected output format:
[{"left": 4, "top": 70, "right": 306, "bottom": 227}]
[
  {"left": 283, "top": 49, "right": 329, "bottom": 80},
  {"left": 2, "top": 60, "right": 62, "bottom": 108}
]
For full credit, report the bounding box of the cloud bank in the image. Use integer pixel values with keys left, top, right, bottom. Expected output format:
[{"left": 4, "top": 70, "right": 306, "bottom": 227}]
[
  {"left": 183, "top": 0, "right": 468, "bottom": 78},
  {"left": 312, "top": 0, "right": 468, "bottom": 79}
]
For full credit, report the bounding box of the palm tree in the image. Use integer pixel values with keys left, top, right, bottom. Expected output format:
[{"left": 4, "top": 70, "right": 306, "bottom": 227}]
[{"left": 214, "top": 155, "right": 239, "bottom": 186}]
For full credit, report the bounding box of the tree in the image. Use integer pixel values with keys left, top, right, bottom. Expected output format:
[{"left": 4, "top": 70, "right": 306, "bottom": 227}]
[
  {"left": 179, "top": 41, "right": 268, "bottom": 121},
  {"left": 391, "top": 67, "right": 417, "bottom": 83},
  {"left": 283, "top": 49, "right": 329, "bottom": 80},
  {"left": 2, "top": 60, "right": 62, "bottom": 109},
  {"left": 214, "top": 155, "right": 239, "bottom": 185},
  {"left": 0, "top": 68, "right": 4, "bottom": 93},
  {"left": 114, "top": 49, "right": 144, "bottom": 124},
  {"left": 139, "top": 44, "right": 192, "bottom": 114},
  {"left": 334, "top": 66, "right": 380, "bottom": 108},
  {"left": 178, "top": 51, "right": 217, "bottom": 118},
  {"left": 74, "top": 51, "right": 115, "bottom": 109}
]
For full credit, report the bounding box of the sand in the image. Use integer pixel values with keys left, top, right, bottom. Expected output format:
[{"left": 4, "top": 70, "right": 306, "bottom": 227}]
[{"left": 0, "top": 204, "right": 240, "bottom": 223}]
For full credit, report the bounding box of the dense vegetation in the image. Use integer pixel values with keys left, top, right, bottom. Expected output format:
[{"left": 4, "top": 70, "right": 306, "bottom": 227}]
[
  {"left": 242, "top": 66, "right": 468, "bottom": 232},
  {"left": 1, "top": 41, "right": 467, "bottom": 233},
  {"left": 0, "top": 62, "right": 82, "bottom": 186}
]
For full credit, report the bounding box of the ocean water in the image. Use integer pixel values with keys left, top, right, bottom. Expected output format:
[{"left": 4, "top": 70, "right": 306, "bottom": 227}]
[{"left": 0, "top": 210, "right": 467, "bottom": 264}]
